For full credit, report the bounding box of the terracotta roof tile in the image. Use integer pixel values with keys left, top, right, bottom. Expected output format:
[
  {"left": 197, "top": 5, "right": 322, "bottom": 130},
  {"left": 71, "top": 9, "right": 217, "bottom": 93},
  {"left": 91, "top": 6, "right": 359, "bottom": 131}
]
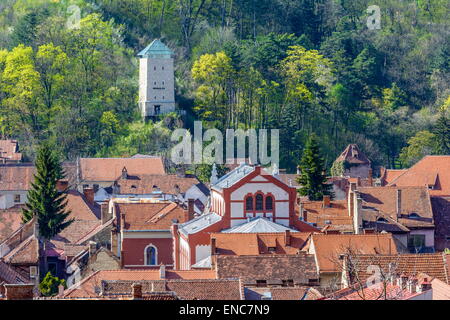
[
  {"left": 80, "top": 157, "right": 165, "bottom": 182},
  {"left": 0, "top": 206, "right": 24, "bottom": 243},
  {"left": 300, "top": 200, "right": 353, "bottom": 232},
  {"left": 0, "top": 260, "right": 28, "bottom": 284},
  {"left": 310, "top": 233, "right": 398, "bottom": 273},
  {"left": 346, "top": 253, "right": 449, "bottom": 285},
  {"left": 116, "top": 174, "right": 204, "bottom": 195},
  {"left": 335, "top": 144, "right": 371, "bottom": 165},
  {"left": 117, "top": 202, "right": 188, "bottom": 231},
  {"left": 388, "top": 156, "right": 450, "bottom": 196},
  {"left": 0, "top": 165, "right": 35, "bottom": 190},
  {"left": 3, "top": 236, "right": 39, "bottom": 265}
]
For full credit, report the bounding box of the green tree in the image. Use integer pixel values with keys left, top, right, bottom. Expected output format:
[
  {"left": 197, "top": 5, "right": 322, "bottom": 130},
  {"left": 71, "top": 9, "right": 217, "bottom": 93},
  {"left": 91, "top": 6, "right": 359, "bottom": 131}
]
[
  {"left": 22, "top": 142, "right": 73, "bottom": 240},
  {"left": 39, "top": 271, "right": 66, "bottom": 297},
  {"left": 399, "top": 131, "right": 438, "bottom": 167},
  {"left": 297, "top": 134, "right": 332, "bottom": 201},
  {"left": 433, "top": 102, "right": 450, "bottom": 155}
]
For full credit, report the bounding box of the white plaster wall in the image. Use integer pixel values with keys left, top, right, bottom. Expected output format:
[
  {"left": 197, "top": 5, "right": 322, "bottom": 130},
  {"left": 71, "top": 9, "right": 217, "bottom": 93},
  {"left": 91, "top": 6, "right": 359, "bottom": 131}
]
[
  {"left": 195, "top": 244, "right": 211, "bottom": 263},
  {"left": 230, "top": 202, "right": 244, "bottom": 218},
  {"left": 230, "top": 180, "right": 289, "bottom": 201},
  {"left": 0, "top": 191, "right": 28, "bottom": 209},
  {"left": 275, "top": 202, "right": 289, "bottom": 218}
]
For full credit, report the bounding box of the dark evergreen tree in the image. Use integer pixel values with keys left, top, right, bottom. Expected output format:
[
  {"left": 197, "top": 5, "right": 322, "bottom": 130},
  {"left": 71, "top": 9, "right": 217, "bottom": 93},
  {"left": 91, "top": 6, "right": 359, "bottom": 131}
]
[
  {"left": 297, "top": 133, "right": 333, "bottom": 201},
  {"left": 22, "top": 143, "right": 73, "bottom": 240},
  {"left": 433, "top": 112, "right": 450, "bottom": 155}
]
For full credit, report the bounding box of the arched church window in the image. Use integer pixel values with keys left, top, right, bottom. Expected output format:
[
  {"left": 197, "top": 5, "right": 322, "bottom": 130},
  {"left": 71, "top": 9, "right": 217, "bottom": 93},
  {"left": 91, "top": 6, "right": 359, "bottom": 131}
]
[
  {"left": 255, "top": 194, "right": 263, "bottom": 211},
  {"left": 145, "top": 245, "right": 157, "bottom": 265},
  {"left": 245, "top": 196, "right": 253, "bottom": 211},
  {"left": 265, "top": 196, "right": 273, "bottom": 211}
]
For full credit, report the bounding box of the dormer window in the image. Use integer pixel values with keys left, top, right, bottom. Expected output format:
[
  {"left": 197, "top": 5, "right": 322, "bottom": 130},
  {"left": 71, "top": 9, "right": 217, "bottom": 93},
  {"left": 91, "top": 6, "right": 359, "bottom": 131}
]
[
  {"left": 409, "top": 213, "right": 420, "bottom": 219},
  {"left": 428, "top": 185, "right": 434, "bottom": 190},
  {"left": 268, "top": 247, "right": 276, "bottom": 253},
  {"left": 377, "top": 217, "right": 388, "bottom": 223}
]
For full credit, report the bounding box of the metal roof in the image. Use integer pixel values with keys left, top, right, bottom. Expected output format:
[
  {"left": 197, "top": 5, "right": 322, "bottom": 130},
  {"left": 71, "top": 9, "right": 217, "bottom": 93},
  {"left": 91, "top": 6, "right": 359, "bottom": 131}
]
[
  {"left": 212, "top": 163, "right": 255, "bottom": 191},
  {"left": 138, "top": 39, "right": 173, "bottom": 57},
  {"left": 221, "top": 217, "right": 298, "bottom": 233},
  {"left": 179, "top": 212, "right": 222, "bottom": 236}
]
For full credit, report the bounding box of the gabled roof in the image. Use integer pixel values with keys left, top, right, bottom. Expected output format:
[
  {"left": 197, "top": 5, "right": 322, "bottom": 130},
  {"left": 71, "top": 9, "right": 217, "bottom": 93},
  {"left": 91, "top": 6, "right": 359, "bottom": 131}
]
[
  {"left": 116, "top": 174, "right": 206, "bottom": 195},
  {"left": 335, "top": 144, "right": 371, "bottom": 165},
  {"left": 310, "top": 233, "right": 398, "bottom": 273},
  {"left": 388, "top": 156, "right": 450, "bottom": 196},
  {"left": 0, "top": 206, "right": 24, "bottom": 243},
  {"left": 0, "top": 260, "right": 28, "bottom": 284},
  {"left": 221, "top": 217, "right": 298, "bottom": 234},
  {"left": 300, "top": 200, "right": 353, "bottom": 233},
  {"left": 212, "top": 164, "right": 255, "bottom": 191},
  {"left": 138, "top": 39, "right": 173, "bottom": 57},
  {"left": 79, "top": 157, "right": 165, "bottom": 182},
  {"left": 0, "top": 140, "right": 22, "bottom": 162},
  {"left": 3, "top": 235, "right": 39, "bottom": 265},
  {"left": 117, "top": 201, "right": 188, "bottom": 231},
  {"left": 212, "top": 232, "right": 311, "bottom": 255},
  {"left": 345, "top": 253, "right": 449, "bottom": 285}
]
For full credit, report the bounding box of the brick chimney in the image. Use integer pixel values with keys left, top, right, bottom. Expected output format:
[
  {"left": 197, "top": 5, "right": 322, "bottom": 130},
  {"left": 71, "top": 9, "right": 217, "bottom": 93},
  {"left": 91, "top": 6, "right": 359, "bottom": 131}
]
[
  {"left": 132, "top": 283, "right": 142, "bottom": 299},
  {"left": 58, "top": 284, "right": 65, "bottom": 297},
  {"left": 100, "top": 203, "right": 110, "bottom": 225},
  {"left": 89, "top": 241, "right": 97, "bottom": 257},
  {"left": 419, "top": 278, "right": 432, "bottom": 292},
  {"left": 121, "top": 167, "right": 128, "bottom": 179},
  {"left": 187, "top": 199, "right": 195, "bottom": 221},
  {"left": 407, "top": 278, "right": 418, "bottom": 293},
  {"left": 368, "top": 168, "right": 373, "bottom": 186},
  {"left": 211, "top": 237, "right": 216, "bottom": 256},
  {"left": 396, "top": 189, "right": 401, "bottom": 221},
  {"left": 303, "top": 209, "right": 308, "bottom": 222},
  {"left": 83, "top": 188, "right": 95, "bottom": 205},
  {"left": 285, "top": 230, "right": 291, "bottom": 246},
  {"left": 397, "top": 274, "right": 408, "bottom": 289},
  {"left": 159, "top": 264, "right": 166, "bottom": 279},
  {"left": 323, "top": 195, "right": 331, "bottom": 208}
]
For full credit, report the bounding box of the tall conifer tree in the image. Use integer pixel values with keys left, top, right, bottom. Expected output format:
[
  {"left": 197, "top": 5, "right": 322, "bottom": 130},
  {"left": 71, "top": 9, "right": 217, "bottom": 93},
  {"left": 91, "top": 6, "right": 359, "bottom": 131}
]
[
  {"left": 22, "top": 143, "right": 73, "bottom": 240},
  {"left": 297, "top": 134, "right": 333, "bottom": 201}
]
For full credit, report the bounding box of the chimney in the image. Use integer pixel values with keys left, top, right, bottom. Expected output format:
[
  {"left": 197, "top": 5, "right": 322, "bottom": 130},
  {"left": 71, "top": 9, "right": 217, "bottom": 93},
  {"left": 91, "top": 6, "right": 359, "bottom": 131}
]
[
  {"left": 299, "top": 202, "right": 304, "bottom": 220},
  {"left": 132, "top": 283, "right": 142, "bottom": 299},
  {"left": 187, "top": 199, "right": 195, "bottom": 221},
  {"left": 58, "top": 284, "right": 65, "bottom": 297},
  {"left": 211, "top": 237, "right": 216, "bottom": 255},
  {"left": 159, "top": 264, "right": 166, "bottom": 279},
  {"left": 285, "top": 230, "right": 291, "bottom": 246},
  {"left": 397, "top": 274, "right": 408, "bottom": 289},
  {"left": 303, "top": 210, "right": 308, "bottom": 222},
  {"left": 350, "top": 182, "right": 357, "bottom": 192},
  {"left": 89, "top": 241, "right": 97, "bottom": 257},
  {"left": 83, "top": 188, "right": 95, "bottom": 205},
  {"left": 101, "top": 203, "right": 110, "bottom": 224},
  {"left": 419, "top": 278, "right": 432, "bottom": 292},
  {"left": 396, "top": 189, "right": 401, "bottom": 220},
  {"left": 121, "top": 167, "right": 128, "bottom": 179},
  {"left": 368, "top": 168, "right": 373, "bottom": 186},
  {"left": 407, "top": 278, "right": 417, "bottom": 294},
  {"left": 323, "top": 195, "right": 331, "bottom": 208},
  {"left": 353, "top": 192, "right": 363, "bottom": 234},
  {"left": 296, "top": 166, "right": 301, "bottom": 175}
]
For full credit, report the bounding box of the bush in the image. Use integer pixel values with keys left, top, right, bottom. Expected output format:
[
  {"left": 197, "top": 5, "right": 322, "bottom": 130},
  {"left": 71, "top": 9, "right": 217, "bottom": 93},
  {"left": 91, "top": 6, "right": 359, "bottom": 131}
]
[{"left": 39, "top": 272, "right": 66, "bottom": 297}]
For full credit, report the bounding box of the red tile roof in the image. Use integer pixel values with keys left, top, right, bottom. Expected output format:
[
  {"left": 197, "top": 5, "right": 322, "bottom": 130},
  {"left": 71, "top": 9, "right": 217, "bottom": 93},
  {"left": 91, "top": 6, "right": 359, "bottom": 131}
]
[
  {"left": 345, "top": 253, "right": 449, "bottom": 285},
  {"left": 117, "top": 202, "right": 188, "bottom": 231},
  {"left": 0, "top": 140, "right": 22, "bottom": 162},
  {"left": 0, "top": 260, "right": 28, "bottom": 284},
  {"left": 80, "top": 157, "right": 165, "bottom": 182},
  {"left": 64, "top": 269, "right": 217, "bottom": 298},
  {"left": 380, "top": 168, "right": 407, "bottom": 186},
  {"left": 310, "top": 233, "right": 398, "bottom": 273},
  {"left": 332, "top": 281, "right": 427, "bottom": 300},
  {"left": 116, "top": 174, "right": 203, "bottom": 195},
  {"left": 211, "top": 232, "right": 311, "bottom": 255},
  {"left": 0, "top": 206, "right": 24, "bottom": 243},
  {"left": 388, "top": 156, "right": 450, "bottom": 196},
  {"left": 3, "top": 236, "right": 39, "bottom": 265},
  {"left": 300, "top": 200, "right": 353, "bottom": 233},
  {"left": 0, "top": 165, "right": 35, "bottom": 190},
  {"left": 335, "top": 144, "right": 371, "bottom": 165}
]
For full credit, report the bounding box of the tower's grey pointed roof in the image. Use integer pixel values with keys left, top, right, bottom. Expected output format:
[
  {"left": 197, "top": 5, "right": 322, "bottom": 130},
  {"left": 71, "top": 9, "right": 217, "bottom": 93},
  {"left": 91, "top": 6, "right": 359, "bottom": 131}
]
[
  {"left": 138, "top": 39, "right": 173, "bottom": 57},
  {"left": 221, "top": 217, "right": 298, "bottom": 233}
]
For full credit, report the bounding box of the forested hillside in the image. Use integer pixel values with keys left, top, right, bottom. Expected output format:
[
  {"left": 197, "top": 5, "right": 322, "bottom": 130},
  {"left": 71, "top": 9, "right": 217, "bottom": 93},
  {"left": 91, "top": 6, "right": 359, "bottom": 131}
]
[{"left": 0, "top": 0, "right": 448, "bottom": 172}]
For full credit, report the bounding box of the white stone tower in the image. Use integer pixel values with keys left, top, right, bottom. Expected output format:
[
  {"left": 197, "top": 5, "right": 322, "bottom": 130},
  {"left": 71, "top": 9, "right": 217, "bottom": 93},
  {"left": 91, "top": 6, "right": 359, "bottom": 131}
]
[{"left": 138, "top": 39, "right": 175, "bottom": 119}]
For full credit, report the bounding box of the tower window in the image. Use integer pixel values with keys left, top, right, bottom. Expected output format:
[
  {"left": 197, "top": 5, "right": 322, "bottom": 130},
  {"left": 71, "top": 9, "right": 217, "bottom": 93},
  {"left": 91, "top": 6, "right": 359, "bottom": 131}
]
[
  {"left": 162, "top": 81, "right": 165, "bottom": 85},
  {"left": 154, "top": 66, "right": 156, "bottom": 70},
  {"left": 162, "top": 66, "right": 164, "bottom": 70},
  {"left": 145, "top": 245, "right": 157, "bottom": 265},
  {"left": 154, "top": 81, "right": 157, "bottom": 85}
]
